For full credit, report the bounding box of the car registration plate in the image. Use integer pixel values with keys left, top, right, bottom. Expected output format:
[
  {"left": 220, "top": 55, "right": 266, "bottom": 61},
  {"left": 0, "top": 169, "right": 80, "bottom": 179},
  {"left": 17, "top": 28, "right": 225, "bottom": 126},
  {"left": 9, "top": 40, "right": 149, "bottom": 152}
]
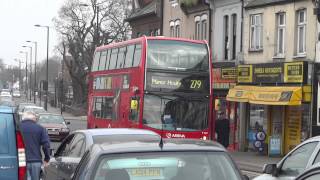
[
  {"left": 129, "top": 168, "right": 161, "bottom": 177},
  {"left": 48, "top": 131, "right": 59, "bottom": 135}
]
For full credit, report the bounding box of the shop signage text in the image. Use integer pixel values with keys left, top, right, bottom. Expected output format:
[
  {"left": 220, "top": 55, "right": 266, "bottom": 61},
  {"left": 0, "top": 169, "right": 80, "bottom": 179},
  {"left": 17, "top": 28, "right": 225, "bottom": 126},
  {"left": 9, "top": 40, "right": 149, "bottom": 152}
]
[
  {"left": 212, "top": 67, "right": 236, "bottom": 89},
  {"left": 238, "top": 62, "right": 306, "bottom": 84}
]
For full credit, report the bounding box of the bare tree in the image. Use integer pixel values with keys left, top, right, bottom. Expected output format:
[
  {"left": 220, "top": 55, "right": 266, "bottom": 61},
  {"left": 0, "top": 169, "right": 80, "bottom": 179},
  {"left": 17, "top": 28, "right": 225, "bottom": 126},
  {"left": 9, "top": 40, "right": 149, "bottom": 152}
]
[{"left": 54, "top": 0, "right": 131, "bottom": 106}]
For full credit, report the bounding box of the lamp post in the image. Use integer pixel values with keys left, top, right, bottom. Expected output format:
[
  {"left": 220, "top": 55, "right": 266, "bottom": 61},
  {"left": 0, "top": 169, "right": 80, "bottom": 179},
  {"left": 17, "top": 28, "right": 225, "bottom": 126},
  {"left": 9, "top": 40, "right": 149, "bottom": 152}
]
[
  {"left": 14, "top": 58, "right": 22, "bottom": 91},
  {"left": 19, "top": 51, "right": 28, "bottom": 100},
  {"left": 26, "top": 40, "right": 38, "bottom": 104},
  {"left": 22, "top": 45, "right": 33, "bottom": 101},
  {"left": 35, "top": 24, "right": 49, "bottom": 110}
]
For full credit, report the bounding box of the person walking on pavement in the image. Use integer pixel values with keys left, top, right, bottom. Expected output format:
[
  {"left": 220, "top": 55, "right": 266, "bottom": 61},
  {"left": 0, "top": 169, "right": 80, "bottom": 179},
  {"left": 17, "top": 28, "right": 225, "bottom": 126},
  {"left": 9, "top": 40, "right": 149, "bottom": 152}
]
[
  {"left": 215, "top": 111, "right": 230, "bottom": 148},
  {"left": 20, "top": 111, "right": 51, "bottom": 180}
]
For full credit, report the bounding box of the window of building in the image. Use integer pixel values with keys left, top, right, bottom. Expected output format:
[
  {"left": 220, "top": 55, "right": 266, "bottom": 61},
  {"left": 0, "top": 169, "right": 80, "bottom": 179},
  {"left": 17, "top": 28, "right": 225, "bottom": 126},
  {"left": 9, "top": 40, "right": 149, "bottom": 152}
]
[
  {"left": 276, "top": 13, "right": 286, "bottom": 56},
  {"left": 170, "top": 21, "right": 175, "bottom": 37},
  {"left": 250, "top": 14, "right": 263, "bottom": 50},
  {"left": 201, "top": 14, "right": 208, "bottom": 40},
  {"left": 224, "top": 15, "right": 229, "bottom": 60},
  {"left": 175, "top": 20, "right": 181, "bottom": 37},
  {"left": 231, "top": 14, "right": 237, "bottom": 60},
  {"left": 296, "top": 9, "right": 306, "bottom": 55},
  {"left": 195, "top": 16, "right": 201, "bottom": 40}
]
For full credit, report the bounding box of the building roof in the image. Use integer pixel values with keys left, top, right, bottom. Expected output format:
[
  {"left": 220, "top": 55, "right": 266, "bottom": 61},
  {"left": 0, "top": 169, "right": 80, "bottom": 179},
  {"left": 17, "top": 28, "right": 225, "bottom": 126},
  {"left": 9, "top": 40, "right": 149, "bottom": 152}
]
[
  {"left": 245, "top": 0, "right": 293, "bottom": 9},
  {"left": 126, "top": 0, "right": 157, "bottom": 22}
]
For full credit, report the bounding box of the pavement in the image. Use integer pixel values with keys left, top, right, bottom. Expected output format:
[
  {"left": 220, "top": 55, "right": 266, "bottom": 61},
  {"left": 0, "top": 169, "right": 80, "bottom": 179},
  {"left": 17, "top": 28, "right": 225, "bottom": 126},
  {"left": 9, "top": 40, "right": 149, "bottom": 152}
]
[{"left": 230, "top": 151, "right": 282, "bottom": 173}]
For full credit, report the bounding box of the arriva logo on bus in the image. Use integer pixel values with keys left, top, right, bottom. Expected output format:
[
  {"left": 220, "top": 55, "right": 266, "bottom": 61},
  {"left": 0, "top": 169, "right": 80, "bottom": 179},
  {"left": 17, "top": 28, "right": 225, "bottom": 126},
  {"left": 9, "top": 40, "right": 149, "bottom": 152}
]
[{"left": 166, "top": 133, "right": 186, "bottom": 138}]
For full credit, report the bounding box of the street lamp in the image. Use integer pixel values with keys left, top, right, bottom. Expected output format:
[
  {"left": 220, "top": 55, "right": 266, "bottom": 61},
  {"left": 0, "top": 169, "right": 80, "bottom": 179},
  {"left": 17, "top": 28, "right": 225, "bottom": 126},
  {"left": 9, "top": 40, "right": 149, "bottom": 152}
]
[
  {"left": 22, "top": 45, "right": 33, "bottom": 101},
  {"left": 26, "top": 40, "right": 38, "bottom": 104},
  {"left": 19, "top": 51, "right": 28, "bottom": 100},
  {"left": 35, "top": 24, "right": 49, "bottom": 110},
  {"left": 14, "top": 58, "right": 22, "bottom": 91}
]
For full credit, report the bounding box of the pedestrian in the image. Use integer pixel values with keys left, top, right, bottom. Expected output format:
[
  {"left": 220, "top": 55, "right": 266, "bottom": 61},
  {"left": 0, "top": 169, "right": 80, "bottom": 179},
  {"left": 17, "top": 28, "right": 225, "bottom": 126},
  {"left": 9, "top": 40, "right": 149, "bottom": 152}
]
[
  {"left": 215, "top": 111, "right": 230, "bottom": 148},
  {"left": 20, "top": 111, "right": 50, "bottom": 180}
]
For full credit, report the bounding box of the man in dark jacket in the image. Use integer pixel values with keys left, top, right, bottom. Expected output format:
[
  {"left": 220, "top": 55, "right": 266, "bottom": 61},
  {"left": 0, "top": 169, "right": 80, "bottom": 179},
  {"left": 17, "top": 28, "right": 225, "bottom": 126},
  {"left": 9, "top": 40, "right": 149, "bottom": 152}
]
[
  {"left": 215, "top": 111, "right": 230, "bottom": 148},
  {"left": 20, "top": 111, "right": 50, "bottom": 180}
]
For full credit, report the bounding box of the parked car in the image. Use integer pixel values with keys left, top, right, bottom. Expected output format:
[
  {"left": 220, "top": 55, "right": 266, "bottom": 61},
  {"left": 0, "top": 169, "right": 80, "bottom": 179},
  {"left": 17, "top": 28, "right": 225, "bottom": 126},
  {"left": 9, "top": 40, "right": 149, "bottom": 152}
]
[
  {"left": 72, "top": 139, "right": 248, "bottom": 180},
  {"left": 12, "top": 91, "right": 21, "bottom": 98},
  {"left": 43, "top": 128, "right": 161, "bottom": 180},
  {"left": 17, "top": 103, "right": 35, "bottom": 114},
  {"left": 1, "top": 89, "right": 11, "bottom": 95},
  {"left": 37, "top": 113, "right": 70, "bottom": 141},
  {"left": 254, "top": 136, "right": 320, "bottom": 180},
  {"left": 19, "top": 105, "right": 46, "bottom": 116},
  {"left": 0, "top": 94, "right": 12, "bottom": 101},
  {"left": 295, "top": 164, "right": 320, "bottom": 180},
  {"left": 0, "top": 106, "right": 26, "bottom": 180}
]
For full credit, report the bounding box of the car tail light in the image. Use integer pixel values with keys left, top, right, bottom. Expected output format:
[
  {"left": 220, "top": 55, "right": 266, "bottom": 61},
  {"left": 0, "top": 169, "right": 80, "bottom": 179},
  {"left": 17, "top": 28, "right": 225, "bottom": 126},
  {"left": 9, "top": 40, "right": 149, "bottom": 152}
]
[{"left": 16, "top": 131, "right": 26, "bottom": 180}]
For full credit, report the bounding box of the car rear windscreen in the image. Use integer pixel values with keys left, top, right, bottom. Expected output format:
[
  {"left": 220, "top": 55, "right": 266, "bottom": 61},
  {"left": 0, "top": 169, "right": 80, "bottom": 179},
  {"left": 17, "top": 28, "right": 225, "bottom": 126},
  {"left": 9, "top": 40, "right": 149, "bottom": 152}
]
[
  {"left": 93, "top": 151, "right": 242, "bottom": 180},
  {"left": 92, "top": 134, "right": 160, "bottom": 144}
]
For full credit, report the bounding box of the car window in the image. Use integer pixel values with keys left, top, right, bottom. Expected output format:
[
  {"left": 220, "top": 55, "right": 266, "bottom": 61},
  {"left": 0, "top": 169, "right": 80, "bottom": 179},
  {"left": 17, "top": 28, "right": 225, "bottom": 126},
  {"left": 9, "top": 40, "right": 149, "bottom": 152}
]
[
  {"left": 72, "top": 150, "right": 91, "bottom": 180},
  {"left": 281, "top": 142, "right": 318, "bottom": 176},
  {"left": 55, "top": 134, "right": 75, "bottom": 157},
  {"left": 93, "top": 152, "right": 242, "bottom": 180},
  {"left": 304, "top": 174, "right": 320, "bottom": 180},
  {"left": 68, "top": 134, "right": 86, "bottom": 157},
  {"left": 313, "top": 150, "right": 320, "bottom": 165}
]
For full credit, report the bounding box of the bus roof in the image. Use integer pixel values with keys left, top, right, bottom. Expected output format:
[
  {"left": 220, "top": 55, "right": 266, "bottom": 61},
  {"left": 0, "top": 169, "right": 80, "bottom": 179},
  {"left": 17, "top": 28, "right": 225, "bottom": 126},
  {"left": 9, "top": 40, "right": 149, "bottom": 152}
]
[{"left": 95, "top": 36, "right": 207, "bottom": 52}]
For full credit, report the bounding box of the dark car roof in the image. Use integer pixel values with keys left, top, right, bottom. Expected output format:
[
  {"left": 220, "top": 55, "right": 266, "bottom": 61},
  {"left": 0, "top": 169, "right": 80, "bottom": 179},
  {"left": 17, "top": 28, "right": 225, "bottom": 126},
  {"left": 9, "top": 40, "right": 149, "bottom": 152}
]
[{"left": 92, "top": 139, "right": 225, "bottom": 155}]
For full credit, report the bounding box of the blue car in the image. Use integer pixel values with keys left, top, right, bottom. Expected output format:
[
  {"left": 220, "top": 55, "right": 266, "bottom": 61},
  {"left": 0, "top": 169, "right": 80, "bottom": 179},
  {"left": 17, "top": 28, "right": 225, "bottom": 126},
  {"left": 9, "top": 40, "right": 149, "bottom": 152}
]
[{"left": 0, "top": 106, "right": 26, "bottom": 180}]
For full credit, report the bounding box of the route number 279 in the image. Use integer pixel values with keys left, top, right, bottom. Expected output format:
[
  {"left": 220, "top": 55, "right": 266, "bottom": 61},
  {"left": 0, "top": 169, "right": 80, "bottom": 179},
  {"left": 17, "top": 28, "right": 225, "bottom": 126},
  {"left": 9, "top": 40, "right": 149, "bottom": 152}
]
[{"left": 190, "top": 80, "right": 202, "bottom": 89}]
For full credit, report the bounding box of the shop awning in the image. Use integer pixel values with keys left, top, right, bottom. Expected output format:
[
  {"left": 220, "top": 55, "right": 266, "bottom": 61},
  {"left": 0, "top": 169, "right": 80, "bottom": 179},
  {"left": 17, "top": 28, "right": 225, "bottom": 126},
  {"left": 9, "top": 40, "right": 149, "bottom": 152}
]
[{"left": 227, "top": 86, "right": 302, "bottom": 105}]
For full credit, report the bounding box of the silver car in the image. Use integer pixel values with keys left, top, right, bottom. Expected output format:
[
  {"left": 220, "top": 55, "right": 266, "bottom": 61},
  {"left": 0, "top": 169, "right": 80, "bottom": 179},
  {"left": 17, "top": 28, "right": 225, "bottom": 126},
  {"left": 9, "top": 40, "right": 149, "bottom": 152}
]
[{"left": 254, "top": 136, "right": 320, "bottom": 180}]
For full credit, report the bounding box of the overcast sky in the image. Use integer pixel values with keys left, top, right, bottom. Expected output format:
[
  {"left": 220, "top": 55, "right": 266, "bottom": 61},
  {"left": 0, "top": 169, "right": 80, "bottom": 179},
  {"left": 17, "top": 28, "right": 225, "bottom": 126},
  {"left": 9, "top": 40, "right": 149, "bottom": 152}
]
[{"left": 0, "top": 0, "right": 64, "bottom": 67}]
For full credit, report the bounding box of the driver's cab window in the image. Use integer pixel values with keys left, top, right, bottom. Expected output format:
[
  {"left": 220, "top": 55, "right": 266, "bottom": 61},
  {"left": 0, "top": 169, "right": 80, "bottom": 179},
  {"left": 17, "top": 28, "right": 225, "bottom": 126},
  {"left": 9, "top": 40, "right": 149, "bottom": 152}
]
[
  {"left": 280, "top": 142, "right": 318, "bottom": 176},
  {"left": 55, "top": 134, "right": 75, "bottom": 157}
]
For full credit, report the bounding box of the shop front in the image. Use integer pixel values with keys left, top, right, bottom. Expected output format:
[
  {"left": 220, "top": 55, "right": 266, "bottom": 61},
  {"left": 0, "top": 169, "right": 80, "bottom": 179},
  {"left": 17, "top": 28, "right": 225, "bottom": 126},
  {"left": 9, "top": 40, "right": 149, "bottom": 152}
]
[
  {"left": 212, "top": 62, "right": 239, "bottom": 151},
  {"left": 227, "top": 62, "right": 312, "bottom": 156}
]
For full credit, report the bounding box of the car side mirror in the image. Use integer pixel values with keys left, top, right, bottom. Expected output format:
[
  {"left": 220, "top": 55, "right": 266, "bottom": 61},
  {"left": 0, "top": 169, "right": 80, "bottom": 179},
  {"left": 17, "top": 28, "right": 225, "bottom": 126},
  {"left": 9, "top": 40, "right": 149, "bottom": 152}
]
[
  {"left": 263, "top": 164, "right": 278, "bottom": 176},
  {"left": 242, "top": 175, "right": 249, "bottom": 180},
  {"left": 66, "top": 121, "right": 70, "bottom": 125}
]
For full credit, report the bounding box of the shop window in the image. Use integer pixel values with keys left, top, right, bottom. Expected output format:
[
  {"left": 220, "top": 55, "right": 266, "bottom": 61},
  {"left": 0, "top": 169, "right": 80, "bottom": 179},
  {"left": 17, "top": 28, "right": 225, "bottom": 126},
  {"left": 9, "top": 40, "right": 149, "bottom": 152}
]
[{"left": 248, "top": 105, "right": 268, "bottom": 150}]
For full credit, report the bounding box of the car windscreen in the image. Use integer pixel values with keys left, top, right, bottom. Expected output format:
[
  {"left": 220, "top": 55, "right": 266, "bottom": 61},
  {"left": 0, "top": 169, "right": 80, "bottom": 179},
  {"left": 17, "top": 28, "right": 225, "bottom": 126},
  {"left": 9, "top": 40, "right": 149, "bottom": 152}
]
[
  {"left": 92, "top": 151, "right": 242, "bottom": 180},
  {"left": 92, "top": 134, "right": 160, "bottom": 144},
  {"left": 38, "top": 115, "right": 65, "bottom": 124},
  {"left": 24, "top": 107, "right": 46, "bottom": 114}
]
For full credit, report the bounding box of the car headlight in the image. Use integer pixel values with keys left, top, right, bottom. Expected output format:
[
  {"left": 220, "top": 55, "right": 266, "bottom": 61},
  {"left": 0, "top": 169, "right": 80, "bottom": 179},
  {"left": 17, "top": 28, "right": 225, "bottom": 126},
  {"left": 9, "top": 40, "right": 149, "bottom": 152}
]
[{"left": 60, "top": 128, "right": 70, "bottom": 132}]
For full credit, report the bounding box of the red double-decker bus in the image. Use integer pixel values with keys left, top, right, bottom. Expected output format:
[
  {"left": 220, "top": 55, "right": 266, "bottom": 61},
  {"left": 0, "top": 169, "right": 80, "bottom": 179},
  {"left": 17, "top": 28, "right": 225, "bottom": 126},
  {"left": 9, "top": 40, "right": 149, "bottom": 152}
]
[{"left": 87, "top": 36, "right": 213, "bottom": 139}]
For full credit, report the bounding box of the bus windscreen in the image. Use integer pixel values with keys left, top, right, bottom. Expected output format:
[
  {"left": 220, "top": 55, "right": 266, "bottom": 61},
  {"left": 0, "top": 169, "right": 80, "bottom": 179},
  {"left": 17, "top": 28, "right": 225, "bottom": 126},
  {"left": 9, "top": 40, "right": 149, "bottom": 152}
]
[{"left": 147, "top": 40, "right": 209, "bottom": 72}]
